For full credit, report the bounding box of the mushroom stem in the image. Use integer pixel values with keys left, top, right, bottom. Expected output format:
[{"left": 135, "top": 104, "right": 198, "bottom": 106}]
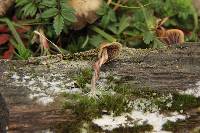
[
  {"left": 91, "top": 48, "right": 108, "bottom": 95},
  {"left": 91, "top": 71, "right": 97, "bottom": 95},
  {"left": 90, "top": 42, "right": 122, "bottom": 96}
]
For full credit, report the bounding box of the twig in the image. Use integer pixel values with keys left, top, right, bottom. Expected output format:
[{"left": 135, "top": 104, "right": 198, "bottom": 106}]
[
  {"left": 110, "top": 2, "right": 151, "bottom": 9},
  {"left": 34, "top": 31, "right": 62, "bottom": 54}
]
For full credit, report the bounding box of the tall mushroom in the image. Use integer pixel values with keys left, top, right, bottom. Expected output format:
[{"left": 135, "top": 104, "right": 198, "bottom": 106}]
[{"left": 91, "top": 42, "right": 122, "bottom": 96}]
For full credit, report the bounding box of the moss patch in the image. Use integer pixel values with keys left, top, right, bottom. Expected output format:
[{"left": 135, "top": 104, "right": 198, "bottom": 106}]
[
  {"left": 63, "top": 92, "right": 132, "bottom": 120},
  {"left": 92, "top": 123, "right": 153, "bottom": 133},
  {"left": 113, "top": 85, "right": 200, "bottom": 112},
  {"left": 74, "top": 68, "right": 93, "bottom": 90},
  {"left": 62, "top": 82, "right": 200, "bottom": 132},
  {"left": 171, "top": 94, "right": 200, "bottom": 111}
]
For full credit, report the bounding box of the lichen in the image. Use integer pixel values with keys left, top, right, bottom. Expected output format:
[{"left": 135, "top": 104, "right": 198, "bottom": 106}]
[{"left": 9, "top": 71, "right": 80, "bottom": 106}]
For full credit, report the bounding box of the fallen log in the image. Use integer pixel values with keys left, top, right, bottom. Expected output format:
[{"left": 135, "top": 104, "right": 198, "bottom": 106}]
[
  {"left": 0, "top": 43, "right": 200, "bottom": 132},
  {"left": 0, "top": 93, "right": 9, "bottom": 133}
]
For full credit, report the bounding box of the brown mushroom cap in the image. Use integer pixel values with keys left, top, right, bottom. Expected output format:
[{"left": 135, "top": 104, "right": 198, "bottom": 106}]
[
  {"left": 98, "top": 42, "right": 122, "bottom": 62},
  {"left": 69, "top": 0, "right": 102, "bottom": 30}
]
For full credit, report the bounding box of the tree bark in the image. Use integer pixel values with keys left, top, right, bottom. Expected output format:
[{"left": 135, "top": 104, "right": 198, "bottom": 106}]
[{"left": 0, "top": 94, "right": 9, "bottom": 133}]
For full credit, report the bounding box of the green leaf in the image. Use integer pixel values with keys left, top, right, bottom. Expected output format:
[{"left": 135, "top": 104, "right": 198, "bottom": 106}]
[
  {"left": 99, "top": 8, "right": 116, "bottom": 29},
  {"left": 28, "top": 5, "right": 37, "bottom": 17},
  {"left": 40, "top": 0, "right": 56, "bottom": 7},
  {"left": 61, "top": 8, "right": 77, "bottom": 23},
  {"left": 100, "top": 14, "right": 110, "bottom": 28},
  {"left": 90, "top": 26, "right": 116, "bottom": 42},
  {"left": 96, "top": 3, "right": 108, "bottom": 16},
  {"left": 10, "top": 39, "right": 31, "bottom": 59},
  {"left": 109, "top": 9, "right": 116, "bottom": 22},
  {"left": 53, "top": 14, "right": 64, "bottom": 35},
  {"left": 21, "top": 3, "right": 33, "bottom": 16},
  {"left": 108, "top": 24, "right": 118, "bottom": 34},
  {"left": 118, "top": 15, "right": 130, "bottom": 35},
  {"left": 60, "top": 0, "right": 68, "bottom": 4},
  {"left": 16, "top": 0, "right": 29, "bottom": 7},
  {"left": 89, "top": 35, "right": 104, "bottom": 47},
  {"left": 41, "top": 8, "right": 58, "bottom": 18},
  {"left": 152, "top": 38, "right": 165, "bottom": 48},
  {"left": 23, "top": 3, "right": 37, "bottom": 17},
  {"left": 143, "top": 31, "right": 154, "bottom": 44},
  {"left": 0, "top": 18, "right": 31, "bottom": 59}
]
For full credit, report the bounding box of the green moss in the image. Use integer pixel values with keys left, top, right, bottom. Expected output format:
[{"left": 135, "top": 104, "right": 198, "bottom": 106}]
[
  {"left": 98, "top": 94, "right": 131, "bottom": 116},
  {"left": 73, "top": 96, "right": 100, "bottom": 120},
  {"left": 62, "top": 83, "right": 200, "bottom": 132},
  {"left": 112, "top": 124, "right": 153, "bottom": 133},
  {"left": 112, "top": 84, "right": 163, "bottom": 99},
  {"left": 156, "top": 93, "right": 200, "bottom": 112},
  {"left": 56, "top": 120, "right": 153, "bottom": 133},
  {"left": 74, "top": 68, "right": 93, "bottom": 90},
  {"left": 91, "top": 123, "right": 153, "bottom": 133},
  {"left": 112, "top": 84, "right": 133, "bottom": 95},
  {"left": 63, "top": 92, "right": 132, "bottom": 120},
  {"left": 112, "top": 84, "right": 200, "bottom": 112},
  {"left": 170, "top": 94, "right": 200, "bottom": 111}
]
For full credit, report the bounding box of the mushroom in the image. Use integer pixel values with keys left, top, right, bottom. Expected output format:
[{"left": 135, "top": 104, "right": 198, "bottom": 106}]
[
  {"left": 68, "top": 0, "right": 103, "bottom": 30},
  {"left": 155, "top": 17, "right": 184, "bottom": 45},
  {"left": 91, "top": 42, "right": 122, "bottom": 96}
]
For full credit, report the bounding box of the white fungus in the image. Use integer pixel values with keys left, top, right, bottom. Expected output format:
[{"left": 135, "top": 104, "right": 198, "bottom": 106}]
[
  {"left": 93, "top": 111, "right": 186, "bottom": 132},
  {"left": 10, "top": 72, "right": 80, "bottom": 106},
  {"left": 180, "top": 81, "right": 200, "bottom": 97},
  {"left": 11, "top": 72, "right": 20, "bottom": 80}
]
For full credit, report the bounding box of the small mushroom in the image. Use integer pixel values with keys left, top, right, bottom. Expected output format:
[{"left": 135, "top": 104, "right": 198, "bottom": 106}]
[
  {"left": 155, "top": 17, "right": 184, "bottom": 45},
  {"left": 98, "top": 42, "right": 122, "bottom": 62},
  {"left": 91, "top": 42, "right": 122, "bottom": 96}
]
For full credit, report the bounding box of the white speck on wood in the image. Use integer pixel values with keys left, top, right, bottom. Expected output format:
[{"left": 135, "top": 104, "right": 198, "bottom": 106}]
[
  {"left": 10, "top": 72, "right": 81, "bottom": 106},
  {"left": 92, "top": 111, "right": 186, "bottom": 132},
  {"left": 180, "top": 81, "right": 200, "bottom": 97}
]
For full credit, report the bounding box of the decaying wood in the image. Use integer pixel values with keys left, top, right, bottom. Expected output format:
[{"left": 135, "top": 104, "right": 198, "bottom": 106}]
[
  {"left": 0, "top": 44, "right": 200, "bottom": 132},
  {"left": 0, "top": 0, "right": 15, "bottom": 16},
  {"left": 0, "top": 94, "right": 9, "bottom": 133}
]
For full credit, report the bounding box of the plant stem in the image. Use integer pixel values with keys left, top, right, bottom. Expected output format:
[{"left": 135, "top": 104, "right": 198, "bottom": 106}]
[
  {"left": 0, "top": 18, "right": 24, "bottom": 46},
  {"left": 110, "top": 2, "right": 150, "bottom": 9},
  {"left": 90, "top": 26, "right": 116, "bottom": 42}
]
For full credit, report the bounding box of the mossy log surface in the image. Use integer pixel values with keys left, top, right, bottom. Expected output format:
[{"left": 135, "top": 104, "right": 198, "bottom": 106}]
[{"left": 0, "top": 44, "right": 200, "bottom": 132}]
